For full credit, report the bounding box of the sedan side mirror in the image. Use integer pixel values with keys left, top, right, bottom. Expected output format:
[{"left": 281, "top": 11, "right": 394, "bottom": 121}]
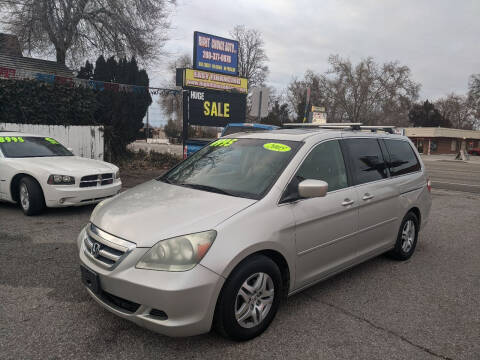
[{"left": 298, "top": 179, "right": 328, "bottom": 198}]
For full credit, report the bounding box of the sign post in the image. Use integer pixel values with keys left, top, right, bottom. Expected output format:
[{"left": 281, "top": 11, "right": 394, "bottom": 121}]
[{"left": 182, "top": 90, "right": 189, "bottom": 153}]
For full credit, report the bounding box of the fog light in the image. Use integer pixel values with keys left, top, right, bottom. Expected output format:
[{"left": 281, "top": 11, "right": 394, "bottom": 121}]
[
  {"left": 149, "top": 309, "right": 168, "bottom": 320},
  {"left": 59, "top": 198, "right": 66, "bottom": 204}
]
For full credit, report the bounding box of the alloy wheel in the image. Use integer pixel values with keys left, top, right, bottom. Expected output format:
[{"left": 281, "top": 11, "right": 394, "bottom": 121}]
[
  {"left": 401, "top": 219, "right": 415, "bottom": 253},
  {"left": 234, "top": 272, "right": 274, "bottom": 329},
  {"left": 20, "top": 184, "right": 30, "bottom": 211}
]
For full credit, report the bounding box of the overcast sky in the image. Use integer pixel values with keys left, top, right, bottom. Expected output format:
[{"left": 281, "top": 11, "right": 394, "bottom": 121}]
[{"left": 152, "top": 0, "right": 480, "bottom": 100}]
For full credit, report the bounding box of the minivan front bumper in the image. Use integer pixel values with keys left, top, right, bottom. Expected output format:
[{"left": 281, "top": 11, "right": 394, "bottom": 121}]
[{"left": 78, "top": 229, "right": 225, "bottom": 337}]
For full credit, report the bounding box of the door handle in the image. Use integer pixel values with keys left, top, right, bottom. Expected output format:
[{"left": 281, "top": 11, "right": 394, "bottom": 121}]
[
  {"left": 342, "top": 199, "right": 355, "bottom": 206},
  {"left": 362, "top": 193, "right": 374, "bottom": 201}
]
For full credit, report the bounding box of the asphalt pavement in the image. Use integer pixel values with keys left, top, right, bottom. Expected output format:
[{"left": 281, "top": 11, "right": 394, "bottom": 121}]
[
  {"left": 0, "top": 176, "right": 479, "bottom": 359},
  {"left": 424, "top": 159, "right": 480, "bottom": 194}
]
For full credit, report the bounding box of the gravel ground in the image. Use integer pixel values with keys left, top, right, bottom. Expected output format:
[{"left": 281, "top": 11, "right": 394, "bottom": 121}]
[{"left": 0, "top": 172, "right": 479, "bottom": 359}]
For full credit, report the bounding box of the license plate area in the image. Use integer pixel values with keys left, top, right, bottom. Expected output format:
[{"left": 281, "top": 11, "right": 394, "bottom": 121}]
[{"left": 80, "top": 265, "right": 101, "bottom": 294}]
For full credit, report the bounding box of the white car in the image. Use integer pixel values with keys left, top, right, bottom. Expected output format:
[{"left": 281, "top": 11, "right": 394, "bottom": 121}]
[{"left": 0, "top": 132, "right": 121, "bottom": 215}]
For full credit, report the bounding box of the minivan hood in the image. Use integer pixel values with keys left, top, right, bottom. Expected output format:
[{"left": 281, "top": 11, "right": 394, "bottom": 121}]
[{"left": 90, "top": 180, "right": 256, "bottom": 247}]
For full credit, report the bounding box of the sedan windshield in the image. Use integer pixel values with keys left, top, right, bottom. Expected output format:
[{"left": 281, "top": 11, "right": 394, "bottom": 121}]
[
  {"left": 0, "top": 136, "right": 73, "bottom": 158},
  {"left": 160, "top": 138, "right": 302, "bottom": 199}
]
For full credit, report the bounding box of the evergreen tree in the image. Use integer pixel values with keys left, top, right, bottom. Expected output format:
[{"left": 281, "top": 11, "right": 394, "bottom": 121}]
[
  {"left": 408, "top": 100, "right": 450, "bottom": 127},
  {"left": 263, "top": 101, "right": 290, "bottom": 126},
  {"left": 78, "top": 56, "right": 152, "bottom": 161}
]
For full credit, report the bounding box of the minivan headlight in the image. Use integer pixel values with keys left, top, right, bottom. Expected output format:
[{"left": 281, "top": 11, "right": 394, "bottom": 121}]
[{"left": 136, "top": 230, "right": 216, "bottom": 272}]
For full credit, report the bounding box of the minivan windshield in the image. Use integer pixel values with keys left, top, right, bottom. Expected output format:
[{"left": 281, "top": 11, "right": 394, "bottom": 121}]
[
  {"left": 0, "top": 136, "right": 73, "bottom": 158},
  {"left": 160, "top": 138, "right": 301, "bottom": 199}
]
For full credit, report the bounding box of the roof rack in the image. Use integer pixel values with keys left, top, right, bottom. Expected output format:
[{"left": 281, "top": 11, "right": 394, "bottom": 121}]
[{"left": 283, "top": 123, "right": 396, "bottom": 134}]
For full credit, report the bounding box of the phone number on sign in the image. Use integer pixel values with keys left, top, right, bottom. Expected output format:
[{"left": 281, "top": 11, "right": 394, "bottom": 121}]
[{"left": 201, "top": 50, "right": 232, "bottom": 64}]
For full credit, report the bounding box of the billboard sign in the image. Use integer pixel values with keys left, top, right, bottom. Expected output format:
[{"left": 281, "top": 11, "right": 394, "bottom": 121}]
[
  {"left": 181, "top": 68, "right": 248, "bottom": 93},
  {"left": 193, "top": 31, "right": 239, "bottom": 76},
  {"left": 187, "top": 89, "right": 246, "bottom": 127},
  {"left": 310, "top": 105, "right": 327, "bottom": 124}
]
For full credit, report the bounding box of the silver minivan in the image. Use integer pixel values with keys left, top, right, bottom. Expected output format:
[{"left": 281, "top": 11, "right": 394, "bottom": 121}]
[{"left": 78, "top": 128, "right": 431, "bottom": 341}]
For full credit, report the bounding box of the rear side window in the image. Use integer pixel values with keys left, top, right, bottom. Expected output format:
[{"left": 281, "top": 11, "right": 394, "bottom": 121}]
[
  {"left": 384, "top": 139, "right": 421, "bottom": 176},
  {"left": 344, "top": 138, "right": 388, "bottom": 185}
]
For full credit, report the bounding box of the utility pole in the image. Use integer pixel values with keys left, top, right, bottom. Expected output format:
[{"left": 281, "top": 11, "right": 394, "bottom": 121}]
[
  {"left": 302, "top": 87, "right": 311, "bottom": 123},
  {"left": 257, "top": 90, "right": 262, "bottom": 123}
]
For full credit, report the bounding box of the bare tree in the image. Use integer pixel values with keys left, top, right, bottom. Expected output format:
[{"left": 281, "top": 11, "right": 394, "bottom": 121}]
[
  {"left": 435, "top": 93, "right": 476, "bottom": 130},
  {"left": 287, "top": 70, "right": 324, "bottom": 122},
  {"left": 288, "top": 55, "right": 420, "bottom": 125},
  {"left": 230, "top": 25, "right": 268, "bottom": 88},
  {"left": 158, "top": 53, "right": 190, "bottom": 124},
  {"left": 0, "top": 0, "right": 175, "bottom": 65},
  {"left": 468, "top": 74, "right": 480, "bottom": 125}
]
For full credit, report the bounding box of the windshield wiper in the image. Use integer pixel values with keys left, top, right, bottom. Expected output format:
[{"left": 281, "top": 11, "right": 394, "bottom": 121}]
[
  {"left": 160, "top": 177, "right": 175, "bottom": 184},
  {"left": 179, "top": 183, "right": 239, "bottom": 197}
]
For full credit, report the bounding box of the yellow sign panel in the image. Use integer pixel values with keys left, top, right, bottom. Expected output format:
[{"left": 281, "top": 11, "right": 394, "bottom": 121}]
[
  {"left": 311, "top": 106, "right": 325, "bottom": 112},
  {"left": 184, "top": 69, "right": 248, "bottom": 93}
]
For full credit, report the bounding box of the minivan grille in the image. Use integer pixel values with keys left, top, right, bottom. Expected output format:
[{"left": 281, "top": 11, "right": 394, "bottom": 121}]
[
  {"left": 84, "top": 223, "right": 135, "bottom": 269},
  {"left": 80, "top": 173, "right": 114, "bottom": 188}
]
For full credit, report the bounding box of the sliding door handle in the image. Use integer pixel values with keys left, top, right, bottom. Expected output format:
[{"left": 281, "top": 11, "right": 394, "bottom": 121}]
[
  {"left": 342, "top": 199, "right": 355, "bottom": 206},
  {"left": 362, "top": 193, "right": 374, "bottom": 201}
]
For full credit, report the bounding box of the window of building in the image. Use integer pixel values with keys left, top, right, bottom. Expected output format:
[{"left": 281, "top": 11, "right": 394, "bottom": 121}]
[
  {"left": 451, "top": 140, "right": 457, "bottom": 152},
  {"left": 343, "top": 138, "right": 388, "bottom": 185}
]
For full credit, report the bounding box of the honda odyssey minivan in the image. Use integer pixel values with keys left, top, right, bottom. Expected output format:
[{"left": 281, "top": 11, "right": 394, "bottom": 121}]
[{"left": 78, "top": 127, "right": 431, "bottom": 341}]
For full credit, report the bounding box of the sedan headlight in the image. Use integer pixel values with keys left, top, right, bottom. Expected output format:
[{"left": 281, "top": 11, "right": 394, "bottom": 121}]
[
  {"left": 47, "top": 174, "right": 75, "bottom": 185},
  {"left": 136, "top": 230, "right": 216, "bottom": 271}
]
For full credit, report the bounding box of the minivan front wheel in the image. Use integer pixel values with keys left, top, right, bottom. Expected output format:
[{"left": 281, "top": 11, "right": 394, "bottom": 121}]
[
  {"left": 389, "top": 212, "right": 419, "bottom": 260},
  {"left": 214, "top": 255, "right": 282, "bottom": 341}
]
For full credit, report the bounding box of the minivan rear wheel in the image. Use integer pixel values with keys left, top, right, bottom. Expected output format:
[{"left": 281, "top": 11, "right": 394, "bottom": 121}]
[
  {"left": 214, "top": 255, "right": 282, "bottom": 341},
  {"left": 388, "top": 212, "right": 419, "bottom": 260}
]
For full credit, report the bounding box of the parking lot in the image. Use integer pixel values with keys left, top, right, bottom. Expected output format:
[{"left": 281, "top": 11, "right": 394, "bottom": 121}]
[{"left": 1, "top": 168, "right": 479, "bottom": 360}]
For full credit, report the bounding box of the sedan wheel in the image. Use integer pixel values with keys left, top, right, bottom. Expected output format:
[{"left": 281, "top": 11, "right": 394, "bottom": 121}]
[
  {"left": 18, "top": 177, "right": 45, "bottom": 216},
  {"left": 20, "top": 183, "right": 30, "bottom": 211},
  {"left": 235, "top": 272, "right": 274, "bottom": 328}
]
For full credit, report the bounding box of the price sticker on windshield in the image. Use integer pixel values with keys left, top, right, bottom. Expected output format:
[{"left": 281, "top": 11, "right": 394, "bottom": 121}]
[
  {"left": 210, "top": 139, "right": 238, "bottom": 147},
  {"left": 263, "top": 143, "right": 291, "bottom": 152},
  {"left": 45, "top": 137, "right": 59, "bottom": 145},
  {"left": 0, "top": 136, "right": 24, "bottom": 143}
]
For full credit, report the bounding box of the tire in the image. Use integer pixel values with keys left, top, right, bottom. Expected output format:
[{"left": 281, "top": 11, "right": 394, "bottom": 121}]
[
  {"left": 214, "top": 255, "right": 283, "bottom": 341},
  {"left": 388, "top": 212, "right": 419, "bottom": 261},
  {"left": 18, "top": 176, "right": 45, "bottom": 216}
]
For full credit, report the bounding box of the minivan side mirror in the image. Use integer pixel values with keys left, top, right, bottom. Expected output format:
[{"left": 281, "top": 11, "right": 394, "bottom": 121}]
[{"left": 298, "top": 179, "right": 328, "bottom": 198}]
